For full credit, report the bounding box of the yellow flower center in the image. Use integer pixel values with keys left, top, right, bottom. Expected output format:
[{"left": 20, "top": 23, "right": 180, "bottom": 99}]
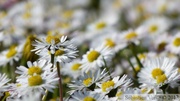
[
  {"left": 83, "top": 78, "right": 92, "bottom": 86},
  {"left": 149, "top": 25, "right": 158, "bottom": 33},
  {"left": 156, "top": 74, "right": 167, "bottom": 84},
  {"left": 159, "top": 4, "right": 167, "bottom": 13},
  {"left": 28, "top": 75, "right": 43, "bottom": 86},
  {"left": 125, "top": 32, "right": 137, "bottom": 40},
  {"left": 22, "top": 12, "right": 32, "bottom": 19},
  {"left": 173, "top": 37, "right": 180, "bottom": 47},
  {"left": 28, "top": 66, "right": 42, "bottom": 75},
  {"left": 102, "top": 80, "right": 115, "bottom": 92},
  {"left": 62, "top": 10, "right": 73, "bottom": 19},
  {"left": 105, "top": 38, "right": 115, "bottom": 48},
  {"left": 83, "top": 96, "right": 96, "bottom": 101},
  {"left": 131, "top": 95, "right": 145, "bottom": 101},
  {"left": 0, "top": 11, "right": 7, "bottom": 18},
  {"left": 151, "top": 68, "right": 164, "bottom": 79},
  {"left": 151, "top": 68, "right": 167, "bottom": 84},
  {"left": 87, "top": 50, "right": 100, "bottom": 62},
  {"left": 46, "top": 35, "right": 60, "bottom": 44},
  {"left": 6, "top": 46, "right": 17, "bottom": 58},
  {"left": 55, "top": 49, "right": 64, "bottom": 56},
  {"left": 71, "top": 63, "right": 81, "bottom": 71},
  {"left": 138, "top": 54, "right": 146, "bottom": 60},
  {"left": 96, "top": 22, "right": 106, "bottom": 30},
  {"left": 56, "top": 22, "right": 70, "bottom": 29}
]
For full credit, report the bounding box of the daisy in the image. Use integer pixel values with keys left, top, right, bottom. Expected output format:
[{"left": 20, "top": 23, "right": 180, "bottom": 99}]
[
  {"left": 80, "top": 45, "right": 113, "bottom": 73},
  {"left": 68, "top": 69, "right": 108, "bottom": 94},
  {"left": 16, "top": 70, "right": 59, "bottom": 95},
  {"left": 166, "top": 32, "right": 180, "bottom": 54},
  {"left": 0, "top": 73, "right": 11, "bottom": 92},
  {"left": 32, "top": 35, "right": 67, "bottom": 54},
  {"left": 61, "top": 59, "right": 82, "bottom": 79},
  {"left": 141, "top": 17, "right": 171, "bottom": 36},
  {"left": 138, "top": 57, "right": 180, "bottom": 90},
  {"left": 90, "top": 32, "right": 127, "bottom": 53},
  {"left": 0, "top": 44, "right": 23, "bottom": 66},
  {"left": 120, "top": 27, "right": 145, "bottom": 45},
  {"left": 69, "top": 89, "right": 104, "bottom": 101},
  {"left": 15, "top": 59, "right": 52, "bottom": 77},
  {"left": 95, "top": 75, "right": 133, "bottom": 94}
]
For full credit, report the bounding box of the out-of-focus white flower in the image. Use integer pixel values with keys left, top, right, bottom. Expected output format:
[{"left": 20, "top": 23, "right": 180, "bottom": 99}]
[
  {"left": 80, "top": 45, "right": 113, "bottom": 73},
  {"left": 166, "top": 32, "right": 180, "bottom": 54},
  {"left": 61, "top": 59, "right": 82, "bottom": 79},
  {"left": 141, "top": 17, "right": 171, "bottom": 36},
  {"left": 0, "top": 44, "right": 23, "bottom": 66}
]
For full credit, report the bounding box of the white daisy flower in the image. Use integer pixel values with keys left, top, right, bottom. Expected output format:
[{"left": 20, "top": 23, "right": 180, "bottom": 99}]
[
  {"left": 166, "top": 32, "right": 180, "bottom": 54},
  {"left": 69, "top": 89, "right": 104, "bottom": 101},
  {"left": 16, "top": 70, "right": 59, "bottom": 95},
  {"left": 95, "top": 75, "right": 133, "bottom": 94},
  {"left": 0, "top": 44, "right": 23, "bottom": 66},
  {"left": 61, "top": 59, "right": 82, "bottom": 79},
  {"left": 90, "top": 32, "right": 127, "bottom": 53},
  {"left": 68, "top": 69, "right": 108, "bottom": 94},
  {"left": 0, "top": 73, "right": 11, "bottom": 92},
  {"left": 120, "top": 27, "right": 145, "bottom": 45},
  {"left": 141, "top": 17, "right": 171, "bottom": 36},
  {"left": 80, "top": 45, "right": 113, "bottom": 73},
  {"left": 32, "top": 35, "right": 67, "bottom": 54},
  {"left": 138, "top": 57, "right": 180, "bottom": 90},
  {"left": 16, "top": 59, "right": 52, "bottom": 77}
]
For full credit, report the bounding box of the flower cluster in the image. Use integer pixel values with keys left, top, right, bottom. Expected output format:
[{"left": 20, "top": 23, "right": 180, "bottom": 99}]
[{"left": 1, "top": 0, "right": 180, "bottom": 101}]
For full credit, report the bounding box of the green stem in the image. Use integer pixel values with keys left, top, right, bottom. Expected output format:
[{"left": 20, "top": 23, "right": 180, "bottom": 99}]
[
  {"left": 126, "top": 57, "right": 137, "bottom": 76},
  {"left": 56, "top": 62, "right": 63, "bottom": 101},
  {"left": 130, "top": 43, "right": 143, "bottom": 68},
  {"left": 103, "top": 57, "right": 112, "bottom": 79}
]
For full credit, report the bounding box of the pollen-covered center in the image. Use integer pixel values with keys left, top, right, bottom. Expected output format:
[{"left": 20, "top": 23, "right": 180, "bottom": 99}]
[
  {"left": 55, "top": 49, "right": 64, "bottom": 56},
  {"left": 22, "top": 12, "right": 32, "bottom": 19},
  {"left": 28, "top": 75, "right": 43, "bottom": 86},
  {"left": 87, "top": 50, "right": 100, "bottom": 62},
  {"left": 6, "top": 46, "right": 17, "bottom": 58},
  {"left": 151, "top": 68, "right": 167, "bottom": 84},
  {"left": 156, "top": 74, "right": 167, "bottom": 84},
  {"left": 83, "top": 78, "right": 92, "bottom": 86},
  {"left": 125, "top": 32, "right": 137, "bottom": 40},
  {"left": 149, "top": 25, "right": 158, "bottom": 33},
  {"left": 173, "top": 37, "right": 180, "bottom": 47},
  {"left": 46, "top": 35, "right": 60, "bottom": 44},
  {"left": 83, "top": 96, "right": 96, "bottom": 101},
  {"left": 71, "top": 63, "right": 81, "bottom": 71},
  {"left": 116, "top": 91, "right": 123, "bottom": 97},
  {"left": 151, "top": 68, "right": 164, "bottom": 79},
  {"left": 96, "top": 22, "right": 106, "bottom": 30},
  {"left": 28, "top": 66, "right": 42, "bottom": 75},
  {"left": 105, "top": 38, "right": 115, "bottom": 48},
  {"left": 102, "top": 80, "right": 115, "bottom": 92}
]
